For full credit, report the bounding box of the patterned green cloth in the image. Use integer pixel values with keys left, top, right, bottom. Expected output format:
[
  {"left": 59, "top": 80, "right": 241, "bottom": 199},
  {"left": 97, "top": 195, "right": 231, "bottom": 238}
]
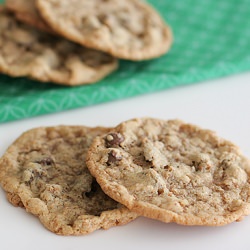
[{"left": 0, "top": 0, "right": 250, "bottom": 122}]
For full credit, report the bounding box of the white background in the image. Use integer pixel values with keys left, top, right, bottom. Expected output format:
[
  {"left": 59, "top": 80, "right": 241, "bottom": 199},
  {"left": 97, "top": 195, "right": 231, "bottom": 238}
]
[{"left": 1, "top": 72, "right": 250, "bottom": 250}]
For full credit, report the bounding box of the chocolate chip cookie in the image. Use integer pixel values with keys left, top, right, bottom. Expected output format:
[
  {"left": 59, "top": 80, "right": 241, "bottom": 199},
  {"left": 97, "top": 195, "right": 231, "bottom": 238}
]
[
  {"left": 87, "top": 118, "right": 250, "bottom": 226},
  {"left": 0, "top": 9, "right": 118, "bottom": 86},
  {"left": 0, "top": 126, "right": 137, "bottom": 235},
  {"left": 6, "top": 0, "right": 53, "bottom": 32},
  {"left": 36, "top": 0, "right": 172, "bottom": 60}
]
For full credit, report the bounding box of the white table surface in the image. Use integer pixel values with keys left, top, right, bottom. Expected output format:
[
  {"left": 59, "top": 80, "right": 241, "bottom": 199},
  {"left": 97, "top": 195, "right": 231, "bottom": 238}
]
[{"left": 1, "top": 72, "right": 250, "bottom": 250}]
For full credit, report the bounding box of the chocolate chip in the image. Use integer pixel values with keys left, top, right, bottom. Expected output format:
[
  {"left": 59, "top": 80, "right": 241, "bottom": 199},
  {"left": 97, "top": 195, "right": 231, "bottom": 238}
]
[
  {"left": 107, "top": 150, "right": 122, "bottom": 165},
  {"left": 105, "top": 133, "right": 124, "bottom": 148},
  {"left": 192, "top": 161, "right": 211, "bottom": 172},
  {"left": 24, "top": 175, "right": 34, "bottom": 186},
  {"left": 35, "top": 157, "right": 54, "bottom": 166},
  {"left": 157, "top": 188, "right": 164, "bottom": 195}
]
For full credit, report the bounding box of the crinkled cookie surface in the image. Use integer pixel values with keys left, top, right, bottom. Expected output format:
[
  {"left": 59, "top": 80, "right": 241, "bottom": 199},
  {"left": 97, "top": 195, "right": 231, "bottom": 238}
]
[
  {"left": 0, "top": 126, "right": 137, "bottom": 235},
  {"left": 87, "top": 118, "right": 250, "bottom": 226},
  {"left": 37, "top": 0, "right": 172, "bottom": 60},
  {"left": 0, "top": 10, "right": 118, "bottom": 86}
]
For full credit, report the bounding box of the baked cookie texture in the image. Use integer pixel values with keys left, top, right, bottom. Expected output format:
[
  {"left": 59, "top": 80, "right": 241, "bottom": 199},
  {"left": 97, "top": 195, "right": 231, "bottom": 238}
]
[
  {"left": 36, "top": 0, "right": 172, "bottom": 61},
  {"left": 0, "top": 10, "right": 118, "bottom": 86},
  {"left": 5, "top": 0, "right": 53, "bottom": 33},
  {"left": 0, "top": 126, "right": 137, "bottom": 235},
  {"left": 87, "top": 118, "right": 250, "bottom": 226}
]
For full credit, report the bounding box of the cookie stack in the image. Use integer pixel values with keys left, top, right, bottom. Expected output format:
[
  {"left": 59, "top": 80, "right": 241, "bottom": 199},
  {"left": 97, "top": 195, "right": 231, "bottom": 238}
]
[
  {"left": 1, "top": 118, "right": 250, "bottom": 235},
  {"left": 0, "top": 0, "right": 172, "bottom": 86}
]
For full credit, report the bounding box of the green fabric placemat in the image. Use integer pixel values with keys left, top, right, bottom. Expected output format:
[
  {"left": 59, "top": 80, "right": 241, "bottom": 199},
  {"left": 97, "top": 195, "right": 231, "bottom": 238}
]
[{"left": 1, "top": 0, "right": 250, "bottom": 123}]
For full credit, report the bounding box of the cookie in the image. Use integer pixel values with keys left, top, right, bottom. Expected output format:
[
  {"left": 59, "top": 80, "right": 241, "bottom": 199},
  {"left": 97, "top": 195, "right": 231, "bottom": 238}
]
[
  {"left": 36, "top": 0, "right": 173, "bottom": 61},
  {"left": 0, "top": 10, "right": 118, "bottom": 86},
  {"left": 0, "top": 126, "right": 137, "bottom": 235},
  {"left": 5, "top": 0, "right": 53, "bottom": 33},
  {"left": 87, "top": 118, "right": 250, "bottom": 226}
]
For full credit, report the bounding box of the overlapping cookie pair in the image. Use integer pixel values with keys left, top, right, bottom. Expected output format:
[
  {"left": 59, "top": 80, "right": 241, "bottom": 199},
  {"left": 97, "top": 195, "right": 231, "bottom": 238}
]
[
  {"left": 1, "top": 118, "right": 250, "bottom": 235},
  {"left": 0, "top": 0, "right": 173, "bottom": 86}
]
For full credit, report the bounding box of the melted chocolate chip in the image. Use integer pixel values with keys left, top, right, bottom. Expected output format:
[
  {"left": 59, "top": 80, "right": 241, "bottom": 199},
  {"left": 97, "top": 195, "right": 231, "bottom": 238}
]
[
  {"left": 107, "top": 150, "right": 122, "bottom": 165},
  {"left": 105, "top": 133, "right": 124, "bottom": 148},
  {"left": 35, "top": 157, "right": 54, "bottom": 166}
]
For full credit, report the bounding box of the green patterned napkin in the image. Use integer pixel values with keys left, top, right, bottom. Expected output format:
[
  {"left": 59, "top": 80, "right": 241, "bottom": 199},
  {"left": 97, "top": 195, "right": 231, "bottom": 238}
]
[{"left": 1, "top": 0, "right": 250, "bottom": 123}]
